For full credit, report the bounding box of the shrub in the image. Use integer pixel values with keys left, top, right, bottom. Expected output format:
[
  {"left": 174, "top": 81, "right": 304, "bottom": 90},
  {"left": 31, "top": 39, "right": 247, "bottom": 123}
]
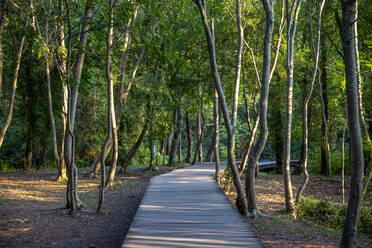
[{"left": 296, "top": 195, "right": 371, "bottom": 235}]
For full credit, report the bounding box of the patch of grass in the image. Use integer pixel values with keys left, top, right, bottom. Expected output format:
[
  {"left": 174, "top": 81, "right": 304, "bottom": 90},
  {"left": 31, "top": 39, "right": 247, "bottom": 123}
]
[
  {"left": 0, "top": 160, "right": 15, "bottom": 172},
  {"left": 86, "top": 198, "right": 96, "bottom": 209},
  {"left": 112, "top": 180, "right": 131, "bottom": 191},
  {"left": 0, "top": 198, "right": 9, "bottom": 204}
]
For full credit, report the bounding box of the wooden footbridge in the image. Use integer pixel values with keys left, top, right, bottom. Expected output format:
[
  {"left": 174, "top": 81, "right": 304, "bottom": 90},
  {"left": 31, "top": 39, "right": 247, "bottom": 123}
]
[{"left": 122, "top": 163, "right": 263, "bottom": 248}]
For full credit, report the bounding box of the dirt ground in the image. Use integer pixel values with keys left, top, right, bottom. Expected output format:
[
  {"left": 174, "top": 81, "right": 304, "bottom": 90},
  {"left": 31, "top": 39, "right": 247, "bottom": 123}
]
[
  {"left": 0, "top": 166, "right": 168, "bottom": 248},
  {"left": 226, "top": 173, "right": 372, "bottom": 248},
  {"left": 1, "top": 165, "right": 371, "bottom": 248}
]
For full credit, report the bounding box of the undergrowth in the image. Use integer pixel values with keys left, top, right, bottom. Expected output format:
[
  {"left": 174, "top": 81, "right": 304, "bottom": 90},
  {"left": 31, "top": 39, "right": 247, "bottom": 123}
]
[{"left": 296, "top": 195, "right": 372, "bottom": 235}]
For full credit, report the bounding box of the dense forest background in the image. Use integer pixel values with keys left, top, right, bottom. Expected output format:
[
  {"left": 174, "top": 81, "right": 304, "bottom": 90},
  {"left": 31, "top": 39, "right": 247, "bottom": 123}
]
[{"left": 0, "top": 0, "right": 370, "bottom": 175}]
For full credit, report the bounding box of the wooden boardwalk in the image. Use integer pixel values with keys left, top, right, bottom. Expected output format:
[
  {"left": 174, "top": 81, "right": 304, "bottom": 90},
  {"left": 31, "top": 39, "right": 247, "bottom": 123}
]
[{"left": 122, "top": 163, "right": 263, "bottom": 248}]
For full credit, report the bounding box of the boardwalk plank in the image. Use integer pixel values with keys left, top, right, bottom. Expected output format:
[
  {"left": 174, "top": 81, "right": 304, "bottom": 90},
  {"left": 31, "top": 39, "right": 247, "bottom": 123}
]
[{"left": 122, "top": 163, "right": 263, "bottom": 248}]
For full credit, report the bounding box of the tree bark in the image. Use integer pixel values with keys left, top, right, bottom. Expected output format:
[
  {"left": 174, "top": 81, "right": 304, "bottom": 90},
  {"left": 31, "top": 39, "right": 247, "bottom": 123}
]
[
  {"left": 295, "top": 0, "right": 325, "bottom": 202},
  {"left": 193, "top": 0, "right": 249, "bottom": 217},
  {"left": 245, "top": 0, "right": 275, "bottom": 217},
  {"left": 119, "top": 98, "right": 151, "bottom": 174},
  {"left": 320, "top": 33, "right": 331, "bottom": 176},
  {"left": 169, "top": 106, "right": 184, "bottom": 168},
  {"left": 64, "top": 2, "right": 92, "bottom": 215},
  {"left": 56, "top": 0, "right": 68, "bottom": 181},
  {"left": 0, "top": 0, "right": 8, "bottom": 100},
  {"left": 0, "top": 1, "right": 31, "bottom": 149},
  {"left": 283, "top": 0, "right": 302, "bottom": 215},
  {"left": 213, "top": 87, "right": 221, "bottom": 183},
  {"left": 340, "top": 0, "right": 365, "bottom": 246},
  {"left": 185, "top": 112, "right": 193, "bottom": 164},
  {"left": 104, "top": 0, "right": 119, "bottom": 188}
]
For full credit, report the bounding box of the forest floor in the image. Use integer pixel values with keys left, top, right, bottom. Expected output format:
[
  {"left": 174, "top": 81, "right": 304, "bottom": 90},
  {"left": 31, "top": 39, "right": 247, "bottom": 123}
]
[
  {"left": 1, "top": 164, "right": 371, "bottom": 248},
  {"left": 0, "top": 165, "right": 173, "bottom": 248},
  {"left": 226, "top": 172, "right": 372, "bottom": 248}
]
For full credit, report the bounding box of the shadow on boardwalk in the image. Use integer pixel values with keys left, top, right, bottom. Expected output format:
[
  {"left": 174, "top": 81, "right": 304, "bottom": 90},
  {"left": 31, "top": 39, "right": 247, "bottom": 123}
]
[{"left": 122, "top": 163, "right": 262, "bottom": 248}]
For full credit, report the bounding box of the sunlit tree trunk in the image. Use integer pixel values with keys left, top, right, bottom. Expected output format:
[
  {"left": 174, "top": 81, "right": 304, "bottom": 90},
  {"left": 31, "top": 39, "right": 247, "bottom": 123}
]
[
  {"left": 296, "top": 0, "right": 325, "bottom": 202},
  {"left": 245, "top": 0, "right": 275, "bottom": 217},
  {"left": 64, "top": 2, "right": 92, "bottom": 216},
  {"left": 0, "top": 1, "right": 31, "bottom": 149},
  {"left": 193, "top": 0, "right": 249, "bottom": 217},
  {"left": 0, "top": 0, "right": 8, "bottom": 100},
  {"left": 213, "top": 87, "right": 221, "bottom": 183},
  {"left": 105, "top": 0, "right": 119, "bottom": 188},
  {"left": 283, "top": 0, "right": 302, "bottom": 215}
]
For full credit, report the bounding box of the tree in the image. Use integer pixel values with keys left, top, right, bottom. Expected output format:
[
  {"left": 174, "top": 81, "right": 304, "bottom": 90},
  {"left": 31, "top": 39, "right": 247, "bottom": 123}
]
[
  {"left": 0, "top": 0, "right": 32, "bottom": 149},
  {"left": 192, "top": 0, "right": 249, "bottom": 217},
  {"left": 64, "top": 1, "right": 93, "bottom": 216},
  {"left": 339, "top": 0, "right": 365, "bottom": 246},
  {"left": 295, "top": 0, "right": 326, "bottom": 203},
  {"left": 282, "top": 0, "right": 302, "bottom": 215},
  {"left": 244, "top": 0, "right": 275, "bottom": 217}
]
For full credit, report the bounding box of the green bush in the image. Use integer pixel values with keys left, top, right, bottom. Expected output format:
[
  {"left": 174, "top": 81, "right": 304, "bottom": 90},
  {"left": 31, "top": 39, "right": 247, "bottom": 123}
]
[
  {"left": 0, "top": 160, "right": 15, "bottom": 172},
  {"left": 296, "top": 196, "right": 371, "bottom": 235}
]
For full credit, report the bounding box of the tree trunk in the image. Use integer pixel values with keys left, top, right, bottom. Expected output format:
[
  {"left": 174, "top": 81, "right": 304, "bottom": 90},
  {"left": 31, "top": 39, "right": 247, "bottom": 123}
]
[
  {"left": 56, "top": 0, "right": 68, "bottom": 181},
  {"left": 0, "top": 1, "right": 31, "bottom": 149},
  {"left": 205, "top": 133, "right": 215, "bottom": 162},
  {"left": 162, "top": 136, "right": 167, "bottom": 166},
  {"left": 320, "top": 33, "right": 331, "bottom": 176},
  {"left": 119, "top": 98, "right": 151, "bottom": 174},
  {"left": 169, "top": 106, "right": 184, "bottom": 168},
  {"left": 213, "top": 87, "right": 221, "bottom": 183},
  {"left": 64, "top": 2, "right": 92, "bottom": 215},
  {"left": 192, "top": 112, "right": 202, "bottom": 164},
  {"left": 104, "top": 0, "right": 119, "bottom": 188},
  {"left": 295, "top": 0, "right": 325, "bottom": 203},
  {"left": 245, "top": 0, "right": 274, "bottom": 217},
  {"left": 185, "top": 113, "right": 193, "bottom": 164},
  {"left": 193, "top": 0, "right": 249, "bottom": 217},
  {"left": 282, "top": 0, "right": 302, "bottom": 215},
  {"left": 149, "top": 126, "right": 154, "bottom": 171},
  {"left": 0, "top": 0, "right": 8, "bottom": 100},
  {"left": 340, "top": 0, "right": 365, "bottom": 246}
]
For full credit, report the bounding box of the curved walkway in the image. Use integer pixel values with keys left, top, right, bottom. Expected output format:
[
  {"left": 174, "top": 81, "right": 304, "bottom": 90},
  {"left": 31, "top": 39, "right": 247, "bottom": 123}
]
[{"left": 122, "top": 163, "right": 263, "bottom": 248}]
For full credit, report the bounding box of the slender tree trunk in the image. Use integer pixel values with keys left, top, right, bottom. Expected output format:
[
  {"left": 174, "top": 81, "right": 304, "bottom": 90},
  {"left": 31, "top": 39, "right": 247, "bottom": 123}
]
[
  {"left": 149, "top": 126, "right": 154, "bottom": 171},
  {"left": 192, "top": 112, "right": 202, "bottom": 164},
  {"left": 162, "top": 136, "right": 167, "bottom": 166},
  {"left": 296, "top": 0, "right": 325, "bottom": 202},
  {"left": 193, "top": 0, "right": 249, "bottom": 217},
  {"left": 185, "top": 113, "right": 193, "bottom": 164},
  {"left": 104, "top": 0, "right": 119, "bottom": 188},
  {"left": 169, "top": 106, "right": 184, "bottom": 168},
  {"left": 205, "top": 133, "right": 215, "bottom": 162},
  {"left": 342, "top": 124, "right": 346, "bottom": 205},
  {"left": 0, "top": 1, "right": 31, "bottom": 149},
  {"left": 56, "top": 0, "right": 68, "bottom": 181},
  {"left": 340, "top": 0, "right": 365, "bottom": 246},
  {"left": 213, "top": 87, "right": 221, "bottom": 183},
  {"left": 283, "top": 0, "right": 302, "bottom": 215},
  {"left": 245, "top": 0, "right": 275, "bottom": 217},
  {"left": 87, "top": 47, "right": 146, "bottom": 177},
  {"left": 64, "top": 2, "right": 92, "bottom": 215},
  {"left": 320, "top": 33, "right": 331, "bottom": 176},
  {"left": 119, "top": 98, "right": 151, "bottom": 173},
  {"left": 0, "top": 0, "right": 8, "bottom": 100}
]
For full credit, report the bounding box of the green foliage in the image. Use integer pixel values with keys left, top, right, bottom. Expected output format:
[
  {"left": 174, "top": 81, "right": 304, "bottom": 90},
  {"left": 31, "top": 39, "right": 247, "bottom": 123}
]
[
  {"left": 296, "top": 196, "right": 372, "bottom": 235},
  {"left": 0, "top": 160, "right": 15, "bottom": 172}
]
